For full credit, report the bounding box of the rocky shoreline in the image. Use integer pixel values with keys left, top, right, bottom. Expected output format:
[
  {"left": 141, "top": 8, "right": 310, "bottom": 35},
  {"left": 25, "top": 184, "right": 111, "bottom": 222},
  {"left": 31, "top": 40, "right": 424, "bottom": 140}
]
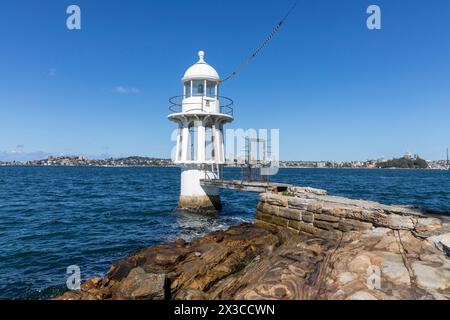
[{"left": 57, "top": 187, "right": 450, "bottom": 300}]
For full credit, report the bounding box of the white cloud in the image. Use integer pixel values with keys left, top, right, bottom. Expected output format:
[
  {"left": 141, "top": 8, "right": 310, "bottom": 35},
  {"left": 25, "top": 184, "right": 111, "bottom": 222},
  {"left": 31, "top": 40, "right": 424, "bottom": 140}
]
[{"left": 113, "top": 86, "right": 140, "bottom": 94}]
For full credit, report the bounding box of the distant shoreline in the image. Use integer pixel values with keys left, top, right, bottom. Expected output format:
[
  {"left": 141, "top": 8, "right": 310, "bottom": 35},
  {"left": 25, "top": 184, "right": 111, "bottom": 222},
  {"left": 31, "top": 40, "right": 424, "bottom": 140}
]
[
  {"left": 279, "top": 166, "right": 442, "bottom": 170},
  {"left": 0, "top": 165, "right": 446, "bottom": 170},
  {"left": 0, "top": 164, "right": 178, "bottom": 168},
  {"left": 1, "top": 154, "right": 447, "bottom": 170}
]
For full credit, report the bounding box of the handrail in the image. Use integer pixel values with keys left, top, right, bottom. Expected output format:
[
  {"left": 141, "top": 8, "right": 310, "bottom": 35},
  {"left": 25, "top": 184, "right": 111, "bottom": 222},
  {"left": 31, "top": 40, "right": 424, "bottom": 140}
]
[
  {"left": 168, "top": 95, "right": 234, "bottom": 116},
  {"left": 201, "top": 163, "right": 221, "bottom": 181}
]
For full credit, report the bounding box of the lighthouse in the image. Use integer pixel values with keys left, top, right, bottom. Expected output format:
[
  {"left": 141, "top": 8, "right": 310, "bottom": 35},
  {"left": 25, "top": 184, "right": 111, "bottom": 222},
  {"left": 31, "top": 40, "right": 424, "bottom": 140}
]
[{"left": 168, "top": 51, "right": 234, "bottom": 213}]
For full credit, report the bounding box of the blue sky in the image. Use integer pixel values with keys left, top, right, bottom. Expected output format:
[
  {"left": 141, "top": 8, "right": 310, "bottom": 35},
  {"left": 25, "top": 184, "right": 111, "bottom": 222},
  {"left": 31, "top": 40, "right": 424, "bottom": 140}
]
[{"left": 0, "top": 0, "right": 449, "bottom": 161}]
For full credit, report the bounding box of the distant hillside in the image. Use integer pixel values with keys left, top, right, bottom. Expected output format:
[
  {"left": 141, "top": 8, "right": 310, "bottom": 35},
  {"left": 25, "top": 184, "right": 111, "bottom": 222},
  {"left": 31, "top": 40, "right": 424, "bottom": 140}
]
[{"left": 377, "top": 156, "right": 428, "bottom": 169}]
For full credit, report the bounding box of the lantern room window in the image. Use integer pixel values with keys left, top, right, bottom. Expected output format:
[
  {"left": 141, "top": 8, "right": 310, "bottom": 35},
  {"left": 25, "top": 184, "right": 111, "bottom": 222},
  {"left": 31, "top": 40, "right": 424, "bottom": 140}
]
[
  {"left": 184, "top": 81, "right": 191, "bottom": 97},
  {"left": 184, "top": 79, "right": 218, "bottom": 98},
  {"left": 193, "top": 80, "right": 204, "bottom": 96},
  {"left": 206, "top": 81, "right": 216, "bottom": 98}
]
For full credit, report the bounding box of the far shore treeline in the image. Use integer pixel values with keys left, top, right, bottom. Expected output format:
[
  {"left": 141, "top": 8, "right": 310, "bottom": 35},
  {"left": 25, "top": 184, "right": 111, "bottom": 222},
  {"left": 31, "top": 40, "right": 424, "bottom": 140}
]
[{"left": 377, "top": 156, "right": 428, "bottom": 169}]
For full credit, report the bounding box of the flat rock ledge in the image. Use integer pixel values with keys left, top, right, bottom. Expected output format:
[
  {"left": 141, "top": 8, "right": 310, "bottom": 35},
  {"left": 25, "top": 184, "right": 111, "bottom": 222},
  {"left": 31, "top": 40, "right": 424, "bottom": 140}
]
[{"left": 56, "top": 187, "right": 450, "bottom": 300}]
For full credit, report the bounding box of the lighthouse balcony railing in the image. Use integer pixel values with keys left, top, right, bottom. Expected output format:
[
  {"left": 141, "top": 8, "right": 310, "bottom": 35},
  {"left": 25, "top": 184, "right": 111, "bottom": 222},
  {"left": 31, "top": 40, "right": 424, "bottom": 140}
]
[{"left": 169, "top": 95, "right": 233, "bottom": 116}]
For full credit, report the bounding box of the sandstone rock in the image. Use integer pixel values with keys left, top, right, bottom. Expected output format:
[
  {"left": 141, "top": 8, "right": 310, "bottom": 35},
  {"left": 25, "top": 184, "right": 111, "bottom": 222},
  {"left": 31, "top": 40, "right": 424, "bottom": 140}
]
[
  {"left": 348, "top": 255, "right": 372, "bottom": 274},
  {"left": 346, "top": 291, "right": 378, "bottom": 300},
  {"left": 155, "top": 250, "right": 184, "bottom": 266},
  {"left": 302, "top": 212, "right": 314, "bottom": 223},
  {"left": 55, "top": 187, "right": 450, "bottom": 301},
  {"left": 105, "top": 260, "right": 135, "bottom": 283},
  {"left": 175, "top": 239, "right": 186, "bottom": 246},
  {"left": 441, "top": 242, "right": 450, "bottom": 257},
  {"left": 307, "top": 202, "right": 324, "bottom": 214},
  {"left": 81, "top": 277, "right": 102, "bottom": 291},
  {"left": 419, "top": 254, "right": 444, "bottom": 264},
  {"left": 313, "top": 220, "right": 339, "bottom": 231},
  {"left": 412, "top": 262, "right": 450, "bottom": 291},
  {"left": 373, "top": 233, "right": 399, "bottom": 252},
  {"left": 278, "top": 207, "right": 302, "bottom": 221},
  {"left": 322, "top": 205, "right": 349, "bottom": 218},
  {"left": 314, "top": 213, "right": 340, "bottom": 223},
  {"left": 337, "top": 272, "right": 357, "bottom": 285},
  {"left": 375, "top": 251, "right": 411, "bottom": 286},
  {"left": 369, "top": 212, "right": 415, "bottom": 230},
  {"left": 339, "top": 219, "right": 373, "bottom": 232},
  {"left": 256, "top": 210, "right": 273, "bottom": 223},
  {"left": 296, "top": 222, "right": 318, "bottom": 235},
  {"left": 262, "top": 193, "right": 288, "bottom": 207},
  {"left": 385, "top": 214, "right": 414, "bottom": 230},
  {"left": 55, "top": 221, "right": 450, "bottom": 301},
  {"left": 257, "top": 202, "right": 279, "bottom": 216},
  {"left": 112, "top": 267, "right": 165, "bottom": 300},
  {"left": 396, "top": 230, "right": 433, "bottom": 257},
  {"left": 363, "top": 227, "right": 391, "bottom": 237},
  {"left": 291, "top": 187, "right": 327, "bottom": 196},
  {"left": 313, "top": 228, "right": 342, "bottom": 241},
  {"left": 176, "top": 289, "right": 211, "bottom": 300},
  {"left": 345, "top": 208, "right": 366, "bottom": 220},
  {"left": 288, "top": 219, "right": 301, "bottom": 230},
  {"left": 427, "top": 233, "right": 450, "bottom": 256},
  {"left": 415, "top": 218, "right": 442, "bottom": 233},
  {"left": 54, "top": 291, "right": 83, "bottom": 300},
  {"left": 287, "top": 197, "right": 311, "bottom": 210},
  {"left": 271, "top": 216, "right": 289, "bottom": 228}
]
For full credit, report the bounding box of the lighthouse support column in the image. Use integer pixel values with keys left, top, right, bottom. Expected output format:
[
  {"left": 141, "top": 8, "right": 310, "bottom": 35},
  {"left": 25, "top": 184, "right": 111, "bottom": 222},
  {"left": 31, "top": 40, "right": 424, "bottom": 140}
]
[
  {"left": 180, "top": 120, "right": 190, "bottom": 162},
  {"left": 196, "top": 120, "right": 206, "bottom": 162},
  {"left": 213, "top": 122, "right": 224, "bottom": 164},
  {"left": 178, "top": 165, "right": 221, "bottom": 214},
  {"left": 175, "top": 123, "right": 182, "bottom": 162}
]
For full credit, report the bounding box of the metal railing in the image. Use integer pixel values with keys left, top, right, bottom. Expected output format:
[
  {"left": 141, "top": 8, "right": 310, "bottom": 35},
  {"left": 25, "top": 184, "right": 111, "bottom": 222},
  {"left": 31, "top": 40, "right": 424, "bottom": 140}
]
[
  {"left": 201, "top": 163, "right": 222, "bottom": 182},
  {"left": 168, "top": 95, "right": 234, "bottom": 116},
  {"left": 200, "top": 161, "right": 273, "bottom": 184}
]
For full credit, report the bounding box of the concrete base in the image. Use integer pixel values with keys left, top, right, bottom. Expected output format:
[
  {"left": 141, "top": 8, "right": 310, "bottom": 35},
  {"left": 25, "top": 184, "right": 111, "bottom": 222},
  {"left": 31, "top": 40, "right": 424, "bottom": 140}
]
[
  {"left": 178, "top": 165, "right": 222, "bottom": 214},
  {"left": 178, "top": 195, "right": 222, "bottom": 214}
]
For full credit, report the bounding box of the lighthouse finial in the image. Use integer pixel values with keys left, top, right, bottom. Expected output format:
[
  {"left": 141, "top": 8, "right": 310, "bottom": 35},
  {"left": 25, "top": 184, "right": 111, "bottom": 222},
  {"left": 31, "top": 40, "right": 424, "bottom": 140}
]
[{"left": 198, "top": 50, "right": 205, "bottom": 62}]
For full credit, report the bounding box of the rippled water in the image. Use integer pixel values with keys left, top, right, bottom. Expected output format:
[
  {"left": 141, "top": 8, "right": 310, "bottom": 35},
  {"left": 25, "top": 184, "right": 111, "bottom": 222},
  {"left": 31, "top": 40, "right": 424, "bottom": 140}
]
[{"left": 0, "top": 167, "right": 449, "bottom": 299}]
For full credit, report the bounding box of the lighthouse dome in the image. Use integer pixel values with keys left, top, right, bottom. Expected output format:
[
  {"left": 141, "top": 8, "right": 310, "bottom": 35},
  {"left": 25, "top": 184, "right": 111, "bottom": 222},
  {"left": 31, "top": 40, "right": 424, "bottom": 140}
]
[{"left": 182, "top": 51, "right": 220, "bottom": 82}]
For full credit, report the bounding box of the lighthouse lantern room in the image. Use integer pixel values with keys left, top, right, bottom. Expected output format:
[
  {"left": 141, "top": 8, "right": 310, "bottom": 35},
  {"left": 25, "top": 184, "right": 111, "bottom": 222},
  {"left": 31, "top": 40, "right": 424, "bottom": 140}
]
[{"left": 168, "top": 51, "right": 234, "bottom": 213}]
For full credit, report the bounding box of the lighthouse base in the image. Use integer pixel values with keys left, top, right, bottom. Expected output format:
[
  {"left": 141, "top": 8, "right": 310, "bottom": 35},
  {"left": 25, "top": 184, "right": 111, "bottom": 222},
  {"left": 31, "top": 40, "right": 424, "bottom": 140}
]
[
  {"left": 178, "top": 166, "right": 221, "bottom": 214},
  {"left": 178, "top": 194, "right": 221, "bottom": 214}
]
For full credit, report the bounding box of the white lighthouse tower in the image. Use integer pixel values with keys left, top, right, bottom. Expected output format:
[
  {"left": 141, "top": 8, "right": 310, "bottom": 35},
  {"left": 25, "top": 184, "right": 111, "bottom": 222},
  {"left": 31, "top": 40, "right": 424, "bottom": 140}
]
[{"left": 168, "top": 51, "right": 234, "bottom": 213}]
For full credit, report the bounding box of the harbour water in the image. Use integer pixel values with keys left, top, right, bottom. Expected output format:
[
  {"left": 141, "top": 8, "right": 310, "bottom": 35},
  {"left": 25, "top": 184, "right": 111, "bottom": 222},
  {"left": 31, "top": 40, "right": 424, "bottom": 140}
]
[{"left": 0, "top": 166, "right": 449, "bottom": 299}]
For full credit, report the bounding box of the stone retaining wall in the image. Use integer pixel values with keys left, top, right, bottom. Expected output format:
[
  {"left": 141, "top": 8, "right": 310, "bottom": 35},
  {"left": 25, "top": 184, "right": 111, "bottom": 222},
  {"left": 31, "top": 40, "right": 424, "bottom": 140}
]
[{"left": 256, "top": 187, "right": 444, "bottom": 240}]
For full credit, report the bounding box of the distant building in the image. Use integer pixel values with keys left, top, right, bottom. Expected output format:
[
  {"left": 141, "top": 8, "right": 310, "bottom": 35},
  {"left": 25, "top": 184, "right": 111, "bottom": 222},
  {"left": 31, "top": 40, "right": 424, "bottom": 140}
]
[
  {"left": 316, "top": 162, "right": 326, "bottom": 168},
  {"left": 404, "top": 151, "right": 414, "bottom": 160}
]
